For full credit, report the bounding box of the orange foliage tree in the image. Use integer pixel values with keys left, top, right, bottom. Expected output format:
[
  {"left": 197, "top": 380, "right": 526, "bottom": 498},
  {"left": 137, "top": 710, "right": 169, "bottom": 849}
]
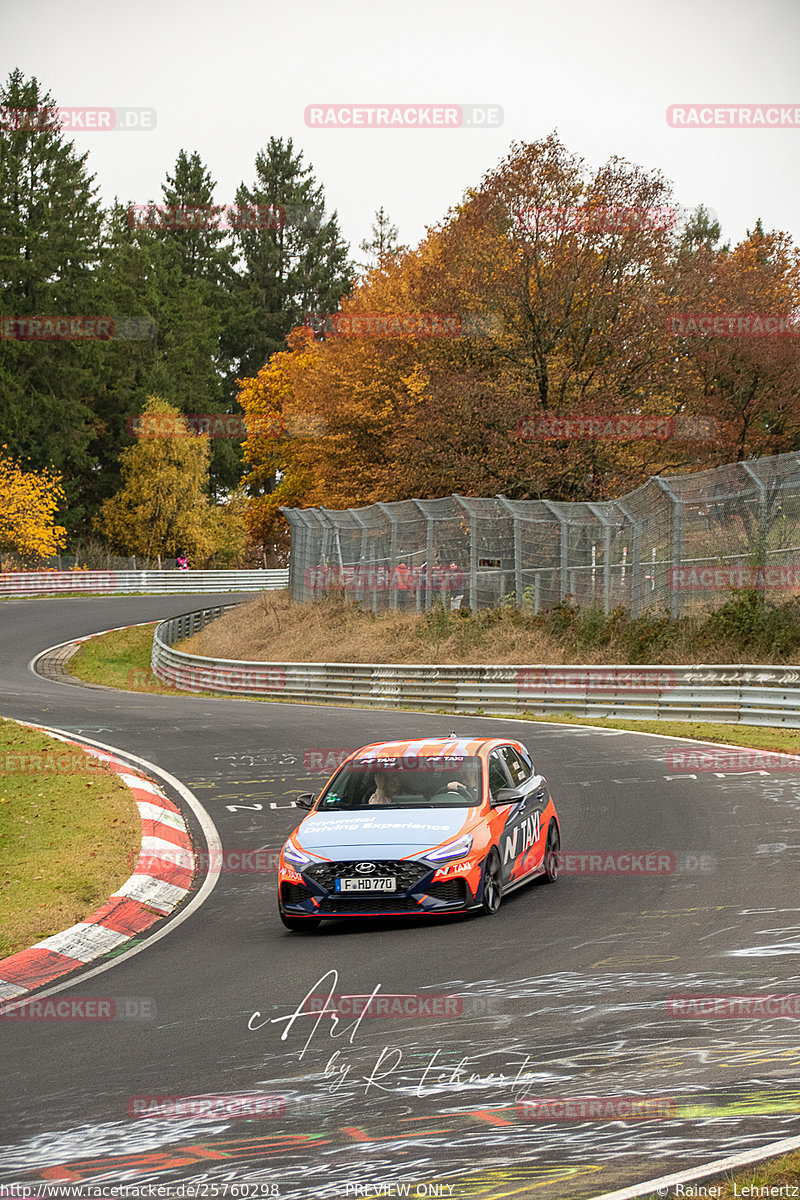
[
  {"left": 237, "top": 134, "right": 800, "bottom": 548},
  {"left": 666, "top": 223, "right": 800, "bottom": 462}
]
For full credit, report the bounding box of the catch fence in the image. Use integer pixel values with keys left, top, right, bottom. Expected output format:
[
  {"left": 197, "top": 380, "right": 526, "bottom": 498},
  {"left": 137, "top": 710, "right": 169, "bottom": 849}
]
[{"left": 281, "top": 453, "right": 800, "bottom": 615}]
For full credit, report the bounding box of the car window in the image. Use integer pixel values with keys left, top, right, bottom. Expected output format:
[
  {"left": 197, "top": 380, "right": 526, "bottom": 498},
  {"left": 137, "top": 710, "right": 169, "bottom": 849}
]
[
  {"left": 516, "top": 742, "right": 535, "bottom": 776},
  {"left": 500, "top": 745, "right": 531, "bottom": 786},
  {"left": 318, "top": 755, "right": 483, "bottom": 809},
  {"left": 488, "top": 750, "right": 512, "bottom": 799}
]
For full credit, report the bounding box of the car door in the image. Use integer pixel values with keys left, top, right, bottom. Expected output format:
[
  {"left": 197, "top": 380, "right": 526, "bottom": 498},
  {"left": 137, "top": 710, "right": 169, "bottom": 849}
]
[
  {"left": 488, "top": 748, "right": 529, "bottom": 885},
  {"left": 497, "top": 745, "right": 548, "bottom": 883}
]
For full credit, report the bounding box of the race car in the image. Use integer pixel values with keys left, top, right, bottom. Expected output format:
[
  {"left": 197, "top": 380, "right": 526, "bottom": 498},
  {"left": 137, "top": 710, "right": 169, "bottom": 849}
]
[{"left": 277, "top": 734, "right": 561, "bottom": 931}]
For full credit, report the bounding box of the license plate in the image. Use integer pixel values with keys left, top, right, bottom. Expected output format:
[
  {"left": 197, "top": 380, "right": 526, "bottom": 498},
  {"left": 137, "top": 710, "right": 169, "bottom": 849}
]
[{"left": 335, "top": 877, "right": 396, "bottom": 892}]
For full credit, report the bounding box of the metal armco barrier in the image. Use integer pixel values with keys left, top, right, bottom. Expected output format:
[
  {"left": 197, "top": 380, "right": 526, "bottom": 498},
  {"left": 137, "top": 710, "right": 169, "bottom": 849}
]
[
  {"left": 0, "top": 569, "right": 289, "bottom": 596},
  {"left": 152, "top": 605, "right": 800, "bottom": 728}
]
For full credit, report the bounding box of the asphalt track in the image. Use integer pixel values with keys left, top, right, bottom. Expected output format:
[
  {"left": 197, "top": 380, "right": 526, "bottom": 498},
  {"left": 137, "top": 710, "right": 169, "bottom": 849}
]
[{"left": 1, "top": 594, "right": 799, "bottom": 1199}]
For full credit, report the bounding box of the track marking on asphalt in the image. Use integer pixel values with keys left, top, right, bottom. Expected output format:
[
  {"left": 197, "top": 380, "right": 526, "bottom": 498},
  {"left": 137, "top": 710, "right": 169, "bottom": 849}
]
[
  {"left": 17, "top": 618, "right": 800, "bottom": 1197},
  {"left": 0, "top": 728, "right": 223, "bottom": 1000}
]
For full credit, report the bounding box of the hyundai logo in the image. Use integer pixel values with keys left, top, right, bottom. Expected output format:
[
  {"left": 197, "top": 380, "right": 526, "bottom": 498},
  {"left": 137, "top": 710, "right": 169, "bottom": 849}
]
[{"left": 356, "top": 862, "right": 376, "bottom": 874}]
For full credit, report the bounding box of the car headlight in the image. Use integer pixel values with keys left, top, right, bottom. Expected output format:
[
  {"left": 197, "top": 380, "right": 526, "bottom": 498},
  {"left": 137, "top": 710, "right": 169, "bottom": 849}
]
[
  {"left": 425, "top": 833, "right": 474, "bottom": 863},
  {"left": 283, "top": 840, "right": 315, "bottom": 867}
]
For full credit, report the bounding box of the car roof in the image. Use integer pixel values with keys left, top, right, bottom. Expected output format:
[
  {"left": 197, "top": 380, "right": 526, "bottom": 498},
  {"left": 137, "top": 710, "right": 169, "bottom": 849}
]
[{"left": 349, "top": 736, "right": 520, "bottom": 761}]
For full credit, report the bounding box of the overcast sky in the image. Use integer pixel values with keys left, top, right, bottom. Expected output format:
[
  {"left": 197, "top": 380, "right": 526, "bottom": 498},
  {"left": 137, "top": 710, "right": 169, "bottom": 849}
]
[{"left": 4, "top": 0, "right": 799, "bottom": 258}]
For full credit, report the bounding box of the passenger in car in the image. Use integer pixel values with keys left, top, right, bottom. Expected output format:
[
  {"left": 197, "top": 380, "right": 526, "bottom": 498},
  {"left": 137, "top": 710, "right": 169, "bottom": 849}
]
[{"left": 368, "top": 770, "right": 403, "bottom": 805}]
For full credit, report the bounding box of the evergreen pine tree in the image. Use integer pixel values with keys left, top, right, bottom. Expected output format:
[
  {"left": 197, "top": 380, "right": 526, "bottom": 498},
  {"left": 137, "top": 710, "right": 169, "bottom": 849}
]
[
  {"left": 359, "top": 206, "right": 403, "bottom": 271},
  {"left": 226, "top": 137, "right": 352, "bottom": 384},
  {"left": 0, "top": 69, "right": 103, "bottom": 529}
]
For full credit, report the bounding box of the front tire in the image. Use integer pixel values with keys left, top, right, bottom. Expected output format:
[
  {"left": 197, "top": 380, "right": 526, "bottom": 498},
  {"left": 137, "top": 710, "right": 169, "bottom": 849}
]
[
  {"left": 280, "top": 912, "right": 321, "bottom": 931},
  {"left": 479, "top": 849, "right": 502, "bottom": 915},
  {"left": 542, "top": 821, "right": 560, "bottom": 884}
]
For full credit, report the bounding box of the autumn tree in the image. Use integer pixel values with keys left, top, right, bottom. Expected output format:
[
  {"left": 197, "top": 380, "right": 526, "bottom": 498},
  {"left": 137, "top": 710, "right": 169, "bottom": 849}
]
[
  {"left": 240, "top": 134, "right": 704, "bottom": 511},
  {"left": 0, "top": 448, "right": 67, "bottom": 562},
  {"left": 666, "top": 222, "right": 800, "bottom": 464},
  {"left": 95, "top": 397, "right": 220, "bottom": 562}
]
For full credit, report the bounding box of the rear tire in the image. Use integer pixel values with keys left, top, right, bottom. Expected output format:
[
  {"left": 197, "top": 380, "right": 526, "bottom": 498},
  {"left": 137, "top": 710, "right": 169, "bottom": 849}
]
[
  {"left": 280, "top": 912, "right": 321, "bottom": 931},
  {"left": 479, "top": 849, "right": 502, "bottom": 915},
  {"left": 542, "top": 822, "right": 560, "bottom": 884}
]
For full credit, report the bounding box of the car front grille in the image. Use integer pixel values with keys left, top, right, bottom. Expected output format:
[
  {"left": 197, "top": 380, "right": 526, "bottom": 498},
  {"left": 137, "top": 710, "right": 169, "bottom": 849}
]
[
  {"left": 318, "top": 896, "right": 424, "bottom": 914},
  {"left": 305, "top": 859, "right": 431, "bottom": 892},
  {"left": 424, "top": 879, "right": 468, "bottom": 904},
  {"left": 281, "top": 882, "right": 312, "bottom": 905}
]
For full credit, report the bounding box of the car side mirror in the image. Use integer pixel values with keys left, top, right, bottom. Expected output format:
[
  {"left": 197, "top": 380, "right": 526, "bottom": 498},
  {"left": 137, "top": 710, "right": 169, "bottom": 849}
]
[
  {"left": 491, "top": 788, "right": 524, "bottom": 807},
  {"left": 295, "top": 793, "right": 316, "bottom": 810}
]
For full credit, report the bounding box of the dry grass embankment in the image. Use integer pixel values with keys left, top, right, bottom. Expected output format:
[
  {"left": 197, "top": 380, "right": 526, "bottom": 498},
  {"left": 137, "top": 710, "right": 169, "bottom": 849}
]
[{"left": 180, "top": 588, "right": 800, "bottom": 667}]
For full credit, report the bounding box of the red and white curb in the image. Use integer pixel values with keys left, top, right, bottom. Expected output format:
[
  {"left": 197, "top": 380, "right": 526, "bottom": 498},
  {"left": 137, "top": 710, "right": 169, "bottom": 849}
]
[{"left": 0, "top": 722, "right": 197, "bottom": 1002}]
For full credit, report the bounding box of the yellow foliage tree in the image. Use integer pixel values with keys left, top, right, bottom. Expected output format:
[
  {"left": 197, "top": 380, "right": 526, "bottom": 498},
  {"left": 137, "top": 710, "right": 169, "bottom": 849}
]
[
  {"left": 0, "top": 448, "right": 67, "bottom": 563},
  {"left": 95, "top": 397, "right": 219, "bottom": 563}
]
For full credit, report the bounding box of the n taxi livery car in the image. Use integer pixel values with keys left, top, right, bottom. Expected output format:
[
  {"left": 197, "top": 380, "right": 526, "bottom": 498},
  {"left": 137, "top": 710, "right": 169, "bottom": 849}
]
[{"left": 278, "top": 735, "right": 561, "bottom": 930}]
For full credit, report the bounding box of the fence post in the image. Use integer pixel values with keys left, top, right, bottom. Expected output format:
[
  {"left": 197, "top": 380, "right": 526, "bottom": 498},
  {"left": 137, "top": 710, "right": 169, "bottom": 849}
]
[
  {"left": 351, "top": 510, "right": 369, "bottom": 612},
  {"left": 741, "top": 460, "right": 770, "bottom": 562},
  {"left": 455, "top": 496, "right": 478, "bottom": 610},
  {"left": 655, "top": 477, "right": 682, "bottom": 618},
  {"left": 377, "top": 502, "right": 399, "bottom": 611},
  {"left": 586, "top": 503, "right": 613, "bottom": 615},
  {"left": 413, "top": 500, "right": 436, "bottom": 612},
  {"left": 614, "top": 500, "right": 642, "bottom": 617},
  {"left": 542, "top": 501, "right": 569, "bottom": 602},
  {"left": 497, "top": 497, "right": 523, "bottom": 607}
]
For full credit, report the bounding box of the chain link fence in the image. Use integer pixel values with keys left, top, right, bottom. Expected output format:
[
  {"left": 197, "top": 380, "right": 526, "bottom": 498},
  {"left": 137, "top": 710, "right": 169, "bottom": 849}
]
[{"left": 281, "top": 452, "right": 800, "bottom": 615}]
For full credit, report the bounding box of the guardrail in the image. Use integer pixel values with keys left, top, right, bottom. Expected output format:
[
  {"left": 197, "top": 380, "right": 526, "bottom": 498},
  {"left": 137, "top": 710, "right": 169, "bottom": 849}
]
[
  {"left": 151, "top": 604, "right": 800, "bottom": 728},
  {"left": 0, "top": 569, "right": 289, "bottom": 596}
]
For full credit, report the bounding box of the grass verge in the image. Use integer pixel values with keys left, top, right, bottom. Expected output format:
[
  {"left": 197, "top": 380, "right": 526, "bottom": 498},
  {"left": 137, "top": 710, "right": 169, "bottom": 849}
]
[
  {"left": 69, "top": 623, "right": 187, "bottom": 696},
  {"left": 0, "top": 719, "right": 141, "bottom": 958},
  {"left": 715, "top": 1149, "right": 800, "bottom": 1197},
  {"left": 508, "top": 712, "right": 800, "bottom": 754},
  {"left": 637, "top": 1147, "right": 800, "bottom": 1198}
]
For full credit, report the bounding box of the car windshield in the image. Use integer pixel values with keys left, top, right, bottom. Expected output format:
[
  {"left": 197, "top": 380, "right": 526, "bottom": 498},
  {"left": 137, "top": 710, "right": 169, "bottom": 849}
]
[{"left": 317, "top": 755, "right": 483, "bottom": 810}]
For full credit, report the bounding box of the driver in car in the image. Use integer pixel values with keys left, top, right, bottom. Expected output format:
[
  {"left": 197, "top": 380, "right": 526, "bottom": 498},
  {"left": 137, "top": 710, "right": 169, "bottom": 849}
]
[{"left": 444, "top": 759, "right": 480, "bottom": 801}]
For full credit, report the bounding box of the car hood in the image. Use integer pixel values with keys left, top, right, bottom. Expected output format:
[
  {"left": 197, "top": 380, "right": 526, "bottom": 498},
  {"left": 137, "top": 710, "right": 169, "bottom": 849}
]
[{"left": 295, "top": 807, "right": 473, "bottom": 857}]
